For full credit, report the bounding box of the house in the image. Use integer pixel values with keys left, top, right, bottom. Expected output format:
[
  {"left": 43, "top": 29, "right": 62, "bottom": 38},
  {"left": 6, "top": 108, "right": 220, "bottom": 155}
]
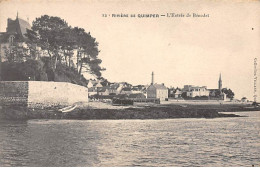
[
  {"left": 120, "top": 87, "right": 132, "bottom": 95},
  {"left": 128, "top": 93, "right": 146, "bottom": 99},
  {"left": 208, "top": 89, "right": 219, "bottom": 97},
  {"left": 88, "top": 87, "right": 97, "bottom": 97},
  {"left": 97, "top": 87, "right": 110, "bottom": 96},
  {"left": 184, "top": 86, "right": 209, "bottom": 98},
  {"left": 174, "top": 88, "right": 182, "bottom": 98},
  {"left": 169, "top": 87, "right": 182, "bottom": 98},
  {"left": 147, "top": 83, "right": 168, "bottom": 101},
  {"left": 132, "top": 85, "right": 143, "bottom": 94},
  {"left": 87, "top": 79, "right": 103, "bottom": 89},
  {"left": 108, "top": 82, "right": 132, "bottom": 95},
  {"left": 109, "top": 83, "right": 121, "bottom": 94},
  {"left": 95, "top": 81, "right": 103, "bottom": 88},
  {"left": 0, "top": 13, "right": 31, "bottom": 62},
  {"left": 146, "top": 72, "right": 168, "bottom": 101},
  {"left": 168, "top": 87, "right": 175, "bottom": 98},
  {"left": 131, "top": 85, "right": 148, "bottom": 97},
  {"left": 119, "top": 82, "right": 132, "bottom": 88},
  {"left": 87, "top": 80, "right": 95, "bottom": 88}
]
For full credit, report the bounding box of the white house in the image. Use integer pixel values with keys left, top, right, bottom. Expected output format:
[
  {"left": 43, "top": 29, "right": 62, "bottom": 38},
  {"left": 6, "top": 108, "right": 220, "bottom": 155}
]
[
  {"left": 184, "top": 85, "right": 210, "bottom": 97},
  {"left": 97, "top": 87, "right": 110, "bottom": 96},
  {"left": 147, "top": 83, "right": 168, "bottom": 101},
  {"left": 87, "top": 80, "right": 103, "bottom": 89},
  {"left": 109, "top": 83, "right": 122, "bottom": 94}
]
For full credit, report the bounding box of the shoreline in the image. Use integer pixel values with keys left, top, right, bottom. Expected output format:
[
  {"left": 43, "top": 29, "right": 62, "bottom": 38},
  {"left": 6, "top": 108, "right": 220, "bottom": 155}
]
[{"left": 0, "top": 102, "right": 259, "bottom": 120}]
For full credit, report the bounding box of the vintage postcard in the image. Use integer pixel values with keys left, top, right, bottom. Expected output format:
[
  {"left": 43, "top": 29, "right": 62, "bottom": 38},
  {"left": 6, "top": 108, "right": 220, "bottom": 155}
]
[{"left": 0, "top": 0, "right": 259, "bottom": 167}]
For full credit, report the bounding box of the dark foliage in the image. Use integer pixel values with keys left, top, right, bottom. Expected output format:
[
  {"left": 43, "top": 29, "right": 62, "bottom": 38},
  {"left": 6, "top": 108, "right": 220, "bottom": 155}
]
[{"left": 1, "top": 59, "right": 88, "bottom": 86}]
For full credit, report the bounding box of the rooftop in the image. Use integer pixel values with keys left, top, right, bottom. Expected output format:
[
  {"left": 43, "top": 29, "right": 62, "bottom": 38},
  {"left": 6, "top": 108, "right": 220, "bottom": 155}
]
[
  {"left": 150, "top": 83, "right": 167, "bottom": 90},
  {"left": 0, "top": 16, "right": 31, "bottom": 42}
]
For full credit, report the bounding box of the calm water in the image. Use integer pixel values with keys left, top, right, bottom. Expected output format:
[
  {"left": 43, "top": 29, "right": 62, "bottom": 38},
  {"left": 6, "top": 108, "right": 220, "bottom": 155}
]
[{"left": 0, "top": 111, "right": 259, "bottom": 167}]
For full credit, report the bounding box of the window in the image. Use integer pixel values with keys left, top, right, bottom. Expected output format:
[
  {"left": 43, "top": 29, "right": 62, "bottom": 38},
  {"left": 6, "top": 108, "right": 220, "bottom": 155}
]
[{"left": 9, "top": 35, "right": 15, "bottom": 45}]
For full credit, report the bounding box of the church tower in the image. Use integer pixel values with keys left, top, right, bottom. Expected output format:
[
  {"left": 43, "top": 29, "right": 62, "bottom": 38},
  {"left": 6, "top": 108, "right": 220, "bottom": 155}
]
[{"left": 218, "top": 73, "right": 222, "bottom": 91}]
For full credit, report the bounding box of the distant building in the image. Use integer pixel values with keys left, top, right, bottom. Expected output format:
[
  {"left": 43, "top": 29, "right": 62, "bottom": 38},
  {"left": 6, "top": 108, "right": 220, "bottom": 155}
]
[
  {"left": 182, "top": 74, "right": 224, "bottom": 99},
  {"left": 208, "top": 73, "right": 227, "bottom": 100},
  {"left": 147, "top": 72, "right": 168, "bottom": 101},
  {"left": 184, "top": 85, "right": 209, "bottom": 98},
  {"left": 131, "top": 85, "right": 148, "bottom": 98},
  {"left": 132, "top": 85, "right": 145, "bottom": 93},
  {"left": 109, "top": 83, "right": 121, "bottom": 94},
  {"left": 128, "top": 93, "right": 146, "bottom": 99},
  {"left": 209, "top": 73, "right": 223, "bottom": 93},
  {"left": 97, "top": 87, "right": 110, "bottom": 96},
  {"left": 88, "top": 87, "right": 97, "bottom": 97},
  {"left": 174, "top": 88, "right": 182, "bottom": 98},
  {"left": 169, "top": 87, "right": 183, "bottom": 98},
  {"left": 87, "top": 79, "right": 103, "bottom": 89},
  {"left": 0, "top": 13, "right": 31, "bottom": 62},
  {"left": 147, "top": 84, "right": 168, "bottom": 101},
  {"left": 119, "top": 82, "right": 132, "bottom": 88},
  {"left": 120, "top": 87, "right": 132, "bottom": 95},
  {"left": 108, "top": 82, "right": 128, "bottom": 94},
  {"left": 168, "top": 87, "right": 175, "bottom": 97}
]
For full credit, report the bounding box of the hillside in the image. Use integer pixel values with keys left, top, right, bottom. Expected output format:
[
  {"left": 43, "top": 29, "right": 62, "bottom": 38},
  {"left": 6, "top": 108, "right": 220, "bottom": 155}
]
[{"left": 1, "top": 59, "right": 88, "bottom": 86}]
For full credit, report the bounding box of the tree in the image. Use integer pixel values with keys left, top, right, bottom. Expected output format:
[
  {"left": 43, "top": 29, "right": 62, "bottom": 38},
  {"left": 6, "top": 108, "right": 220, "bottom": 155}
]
[
  {"left": 222, "top": 88, "right": 235, "bottom": 99},
  {"left": 100, "top": 77, "right": 110, "bottom": 86},
  {"left": 26, "top": 15, "right": 105, "bottom": 79},
  {"left": 20, "top": 59, "right": 48, "bottom": 81},
  {"left": 1, "top": 59, "right": 48, "bottom": 81},
  {"left": 72, "top": 27, "right": 105, "bottom": 78},
  {"left": 214, "top": 90, "right": 221, "bottom": 98},
  {"left": 181, "top": 92, "right": 187, "bottom": 98},
  {"left": 3, "top": 41, "right": 31, "bottom": 63},
  {"left": 27, "top": 15, "right": 69, "bottom": 70},
  {"left": 60, "top": 27, "right": 76, "bottom": 68}
]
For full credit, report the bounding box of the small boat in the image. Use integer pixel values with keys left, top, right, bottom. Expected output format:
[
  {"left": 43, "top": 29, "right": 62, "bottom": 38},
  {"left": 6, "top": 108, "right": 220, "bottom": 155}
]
[{"left": 58, "top": 105, "right": 77, "bottom": 113}]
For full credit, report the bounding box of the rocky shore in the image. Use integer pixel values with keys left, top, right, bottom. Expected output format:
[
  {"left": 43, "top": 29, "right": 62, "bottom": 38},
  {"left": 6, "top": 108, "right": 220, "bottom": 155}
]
[{"left": 0, "top": 103, "right": 259, "bottom": 120}]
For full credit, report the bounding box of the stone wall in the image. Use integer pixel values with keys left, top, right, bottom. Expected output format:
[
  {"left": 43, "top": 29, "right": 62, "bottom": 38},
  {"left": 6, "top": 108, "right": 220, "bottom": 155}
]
[
  {"left": 0, "top": 81, "right": 28, "bottom": 106},
  {"left": 0, "top": 81, "right": 88, "bottom": 108},
  {"left": 28, "top": 81, "right": 88, "bottom": 108},
  {"left": 67, "top": 83, "right": 89, "bottom": 104}
]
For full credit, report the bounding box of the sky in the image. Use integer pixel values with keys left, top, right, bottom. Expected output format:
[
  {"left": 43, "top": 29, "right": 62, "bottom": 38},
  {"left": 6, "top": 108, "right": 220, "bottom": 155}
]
[{"left": 0, "top": 0, "right": 260, "bottom": 101}]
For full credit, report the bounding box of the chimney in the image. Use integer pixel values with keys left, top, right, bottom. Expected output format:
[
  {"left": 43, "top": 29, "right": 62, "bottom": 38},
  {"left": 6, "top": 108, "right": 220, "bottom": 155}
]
[{"left": 151, "top": 72, "right": 154, "bottom": 85}]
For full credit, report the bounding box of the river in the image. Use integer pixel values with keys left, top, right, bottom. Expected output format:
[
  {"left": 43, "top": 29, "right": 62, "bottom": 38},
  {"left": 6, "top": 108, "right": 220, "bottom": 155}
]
[{"left": 0, "top": 111, "right": 259, "bottom": 167}]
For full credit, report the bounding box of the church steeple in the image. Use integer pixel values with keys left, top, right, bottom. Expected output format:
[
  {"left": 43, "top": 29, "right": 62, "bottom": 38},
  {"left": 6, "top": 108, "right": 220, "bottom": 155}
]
[{"left": 218, "top": 73, "right": 222, "bottom": 91}]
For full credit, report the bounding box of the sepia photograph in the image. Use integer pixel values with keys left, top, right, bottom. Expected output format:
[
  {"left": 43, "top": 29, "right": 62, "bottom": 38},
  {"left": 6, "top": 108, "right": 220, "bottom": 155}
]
[{"left": 0, "top": 0, "right": 259, "bottom": 167}]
